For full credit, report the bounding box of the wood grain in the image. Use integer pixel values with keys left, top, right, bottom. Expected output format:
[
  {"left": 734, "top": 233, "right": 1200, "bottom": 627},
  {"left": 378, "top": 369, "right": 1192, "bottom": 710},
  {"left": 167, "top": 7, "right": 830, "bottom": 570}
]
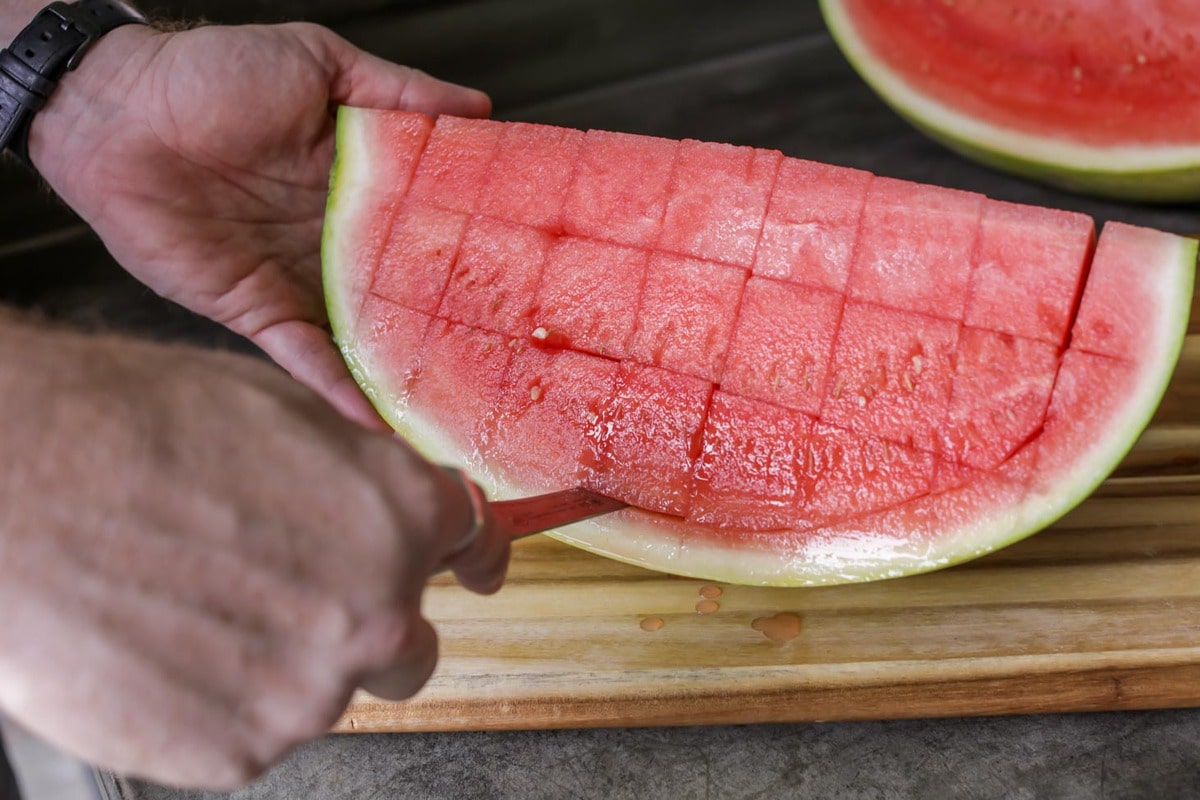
[{"left": 337, "top": 317, "right": 1200, "bottom": 732}]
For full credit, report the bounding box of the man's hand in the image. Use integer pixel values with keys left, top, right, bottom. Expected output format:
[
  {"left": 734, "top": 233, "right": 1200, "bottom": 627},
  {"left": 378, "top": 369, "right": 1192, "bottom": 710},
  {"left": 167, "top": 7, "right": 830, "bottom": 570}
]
[
  {"left": 25, "top": 22, "right": 489, "bottom": 428},
  {"left": 0, "top": 314, "right": 509, "bottom": 789}
]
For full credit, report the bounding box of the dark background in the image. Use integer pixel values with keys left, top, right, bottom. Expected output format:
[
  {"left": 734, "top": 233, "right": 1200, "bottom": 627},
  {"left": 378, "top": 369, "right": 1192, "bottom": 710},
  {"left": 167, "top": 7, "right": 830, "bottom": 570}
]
[{"left": 2, "top": 2, "right": 1197, "bottom": 798}]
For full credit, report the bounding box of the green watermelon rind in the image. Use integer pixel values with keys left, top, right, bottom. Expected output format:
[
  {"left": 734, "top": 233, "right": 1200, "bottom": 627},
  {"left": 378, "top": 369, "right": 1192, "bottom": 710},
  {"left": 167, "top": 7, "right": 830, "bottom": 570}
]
[
  {"left": 324, "top": 109, "right": 1195, "bottom": 587},
  {"left": 819, "top": 0, "right": 1200, "bottom": 202}
]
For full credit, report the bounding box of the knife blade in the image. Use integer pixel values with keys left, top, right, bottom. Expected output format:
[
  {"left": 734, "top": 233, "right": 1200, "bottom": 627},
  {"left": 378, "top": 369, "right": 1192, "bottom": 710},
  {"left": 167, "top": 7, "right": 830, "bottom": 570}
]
[{"left": 492, "top": 487, "right": 629, "bottom": 540}]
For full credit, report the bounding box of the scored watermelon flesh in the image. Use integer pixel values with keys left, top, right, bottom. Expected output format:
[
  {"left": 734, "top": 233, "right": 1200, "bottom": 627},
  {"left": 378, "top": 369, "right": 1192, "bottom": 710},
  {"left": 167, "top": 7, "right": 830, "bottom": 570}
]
[
  {"left": 628, "top": 253, "right": 746, "bottom": 382},
  {"left": 326, "top": 108, "right": 1194, "bottom": 586},
  {"left": 479, "top": 122, "right": 584, "bottom": 231},
  {"left": 532, "top": 237, "right": 648, "bottom": 359}
]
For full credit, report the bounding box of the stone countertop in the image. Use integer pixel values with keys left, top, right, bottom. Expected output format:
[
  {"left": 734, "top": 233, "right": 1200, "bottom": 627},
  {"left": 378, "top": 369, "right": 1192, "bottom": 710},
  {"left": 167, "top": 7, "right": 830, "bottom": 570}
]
[
  {"left": 100, "top": 711, "right": 1200, "bottom": 799},
  {"left": 2, "top": 3, "right": 1196, "bottom": 798}
]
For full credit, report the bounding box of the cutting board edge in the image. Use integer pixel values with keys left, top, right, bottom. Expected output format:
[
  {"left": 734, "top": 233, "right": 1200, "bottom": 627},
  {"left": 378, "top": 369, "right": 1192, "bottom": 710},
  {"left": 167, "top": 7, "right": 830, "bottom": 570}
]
[{"left": 333, "top": 661, "right": 1200, "bottom": 733}]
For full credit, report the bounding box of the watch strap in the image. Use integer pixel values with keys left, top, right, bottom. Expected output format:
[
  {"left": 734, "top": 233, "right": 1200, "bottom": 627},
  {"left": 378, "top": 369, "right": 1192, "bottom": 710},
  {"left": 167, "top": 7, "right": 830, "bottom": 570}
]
[{"left": 0, "top": 0, "right": 147, "bottom": 167}]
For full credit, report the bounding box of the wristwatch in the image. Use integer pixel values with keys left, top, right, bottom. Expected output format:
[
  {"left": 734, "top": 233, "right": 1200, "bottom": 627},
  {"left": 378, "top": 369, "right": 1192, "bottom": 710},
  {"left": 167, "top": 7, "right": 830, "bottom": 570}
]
[{"left": 0, "top": 0, "right": 148, "bottom": 166}]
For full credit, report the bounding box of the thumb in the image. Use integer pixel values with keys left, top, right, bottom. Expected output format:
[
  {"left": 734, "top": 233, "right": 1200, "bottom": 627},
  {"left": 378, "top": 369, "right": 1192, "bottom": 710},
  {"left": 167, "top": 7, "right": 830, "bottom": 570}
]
[{"left": 311, "top": 26, "right": 492, "bottom": 118}]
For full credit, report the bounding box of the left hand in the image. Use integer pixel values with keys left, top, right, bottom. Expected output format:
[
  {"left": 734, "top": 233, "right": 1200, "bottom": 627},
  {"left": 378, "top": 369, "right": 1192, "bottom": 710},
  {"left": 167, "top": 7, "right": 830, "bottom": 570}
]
[{"left": 26, "top": 22, "right": 490, "bottom": 428}]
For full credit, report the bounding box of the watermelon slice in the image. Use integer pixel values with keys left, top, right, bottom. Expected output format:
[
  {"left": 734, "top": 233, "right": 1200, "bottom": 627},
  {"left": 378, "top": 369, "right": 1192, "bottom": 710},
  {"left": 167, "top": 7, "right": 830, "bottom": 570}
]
[
  {"left": 323, "top": 108, "right": 1195, "bottom": 586},
  {"left": 820, "top": 0, "right": 1200, "bottom": 200}
]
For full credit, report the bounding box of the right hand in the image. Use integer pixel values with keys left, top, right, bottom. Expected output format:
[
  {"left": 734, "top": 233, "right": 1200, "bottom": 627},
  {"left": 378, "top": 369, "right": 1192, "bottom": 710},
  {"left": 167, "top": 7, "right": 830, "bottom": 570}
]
[{"left": 0, "top": 315, "right": 509, "bottom": 788}]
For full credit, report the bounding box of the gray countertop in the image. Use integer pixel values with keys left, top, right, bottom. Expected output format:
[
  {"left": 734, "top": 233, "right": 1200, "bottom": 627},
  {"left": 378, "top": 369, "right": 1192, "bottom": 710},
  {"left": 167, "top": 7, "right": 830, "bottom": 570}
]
[
  {"left": 2, "top": 2, "right": 1197, "bottom": 798},
  {"left": 99, "top": 711, "right": 1200, "bottom": 799}
]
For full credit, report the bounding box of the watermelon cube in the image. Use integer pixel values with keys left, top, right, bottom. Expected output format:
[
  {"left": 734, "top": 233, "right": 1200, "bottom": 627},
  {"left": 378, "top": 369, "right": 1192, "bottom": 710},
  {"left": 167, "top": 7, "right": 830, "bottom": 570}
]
[
  {"left": 370, "top": 203, "right": 469, "bottom": 314},
  {"left": 407, "top": 319, "right": 512, "bottom": 461},
  {"left": 587, "top": 364, "right": 713, "bottom": 517},
  {"left": 658, "top": 140, "right": 782, "bottom": 268},
  {"left": 1072, "top": 222, "right": 1179, "bottom": 361},
  {"left": 939, "top": 328, "right": 1059, "bottom": 469},
  {"left": 849, "top": 177, "right": 984, "bottom": 320},
  {"left": 561, "top": 130, "right": 678, "bottom": 248},
  {"left": 351, "top": 296, "right": 432, "bottom": 412},
  {"left": 408, "top": 116, "right": 505, "bottom": 214},
  {"left": 486, "top": 345, "right": 622, "bottom": 491},
  {"left": 1030, "top": 349, "right": 1137, "bottom": 491},
  {"left": 478, "top": 122, "right": 585, "bottom": 231},
  {"left": 753, "top": 157, "right": 872, "bottom": 293},
  {"left": 964, "top": 200, "right": 1094, "bottom": 347},
  {"left": 722, "top": 278, "right": 843, "bottom": 416},
  {"left": 336, "top": 110, "right": 434, "bottom": 325},
  {"left": 823, "top": 302, "right": 958, "bottom": 451},
  {"left": 690, "top": 392, "right": 814, "bottom": 530},
  {"left": 798, "top": 423, "right": 934, "bottom": 527},
  {"left": 532, "top": 237, "right": 649, "bottom": 359},
  {"left": 439, "top": 217, "right": 553, "bottom": 337},
  {"left": 628, "top": 253, "right": 747, "bottom": 382}
]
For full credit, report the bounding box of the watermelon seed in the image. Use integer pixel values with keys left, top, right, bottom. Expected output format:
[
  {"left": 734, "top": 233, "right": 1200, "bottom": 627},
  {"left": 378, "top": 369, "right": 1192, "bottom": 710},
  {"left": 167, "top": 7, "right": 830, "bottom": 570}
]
[
  {"left": 532, "top": 326, "right": 549, "bottom": 340},
  {"left": 902, "top": 372, "right": 915, "bottom": 393},
  {"left": 639, "top": 616, "right": 665, "bottom": 632},
  {"left": 530, "top": 384, "right": 544, "bottom": 401},
  {"left": 912, "top": 355, "right": 924, "bottom": 374},
  {"left": 695, "top": 599, "right": 719, "bottom": 615},
  {"left": 856, "top": 395, "right": 867, "bottom": 408},
  {"left": 699, "top": 584, "right": 723, "bottom": 599}
]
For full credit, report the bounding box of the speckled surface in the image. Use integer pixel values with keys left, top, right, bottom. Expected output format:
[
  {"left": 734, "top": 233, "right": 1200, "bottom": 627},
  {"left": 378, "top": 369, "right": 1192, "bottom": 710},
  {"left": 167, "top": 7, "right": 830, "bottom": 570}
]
[{"left": 100, "top": 711, "right": 1200, "bottom": 799}]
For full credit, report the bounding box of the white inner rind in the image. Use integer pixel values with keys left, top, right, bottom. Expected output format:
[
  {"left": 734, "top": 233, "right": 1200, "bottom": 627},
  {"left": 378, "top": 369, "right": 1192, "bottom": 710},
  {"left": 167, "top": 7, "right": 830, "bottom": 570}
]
[
  {"left": 325, "top": 112, "right": 1195, "bottom": 587},
  {"left": 819, "top": 0, "right": 1200, "bottom": 174},
  {"left": 322, "top": 108, "right": 373, "bottom": 345}
]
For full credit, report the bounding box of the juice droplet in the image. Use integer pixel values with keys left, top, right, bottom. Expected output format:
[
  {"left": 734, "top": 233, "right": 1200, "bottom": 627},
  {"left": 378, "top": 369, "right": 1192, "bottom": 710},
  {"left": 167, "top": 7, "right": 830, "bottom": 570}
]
[
  {"left": 695, "top": 599, "right": 719, "bottom": 615},
  {"left": 751, "top": 612, "right": 802, "bottom": 643},
  {"left": 639, "top": 616, "right": 665, "bottom": 632},
  {"left": 699, "top": 585, "right": 723, "bottom": 599}
]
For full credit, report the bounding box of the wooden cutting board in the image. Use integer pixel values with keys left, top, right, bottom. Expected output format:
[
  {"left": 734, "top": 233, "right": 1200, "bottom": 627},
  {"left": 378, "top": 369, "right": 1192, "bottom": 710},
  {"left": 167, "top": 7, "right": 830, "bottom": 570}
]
[{"left": 336, "top": 290, "right": 1200, "bottom": 732}]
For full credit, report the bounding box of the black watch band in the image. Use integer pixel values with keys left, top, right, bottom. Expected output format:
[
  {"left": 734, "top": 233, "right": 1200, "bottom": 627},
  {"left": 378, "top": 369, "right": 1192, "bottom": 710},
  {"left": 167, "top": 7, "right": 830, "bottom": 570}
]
[{"left": 0, "top": 0, "right": 148, "bottom": 167}]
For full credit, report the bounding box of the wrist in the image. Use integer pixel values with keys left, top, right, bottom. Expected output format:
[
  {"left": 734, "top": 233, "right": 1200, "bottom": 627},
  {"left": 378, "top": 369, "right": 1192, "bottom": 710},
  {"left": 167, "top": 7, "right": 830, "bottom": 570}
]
[
  {"left": 3, "top": 3, "right": 165, "bottom": 180},
  {"left": 25, "top": 22, "right": 165, "bottom": 189}
]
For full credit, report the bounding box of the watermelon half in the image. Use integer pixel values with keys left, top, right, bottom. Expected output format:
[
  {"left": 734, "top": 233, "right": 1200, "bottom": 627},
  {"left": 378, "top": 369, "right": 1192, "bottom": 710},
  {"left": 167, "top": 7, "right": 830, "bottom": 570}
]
[
  {"left": 820, "top": 0, "right": 1200, "bottom": 201},
  {"left": 323, "top": 107, "right": 1194, "bottom": 586}
]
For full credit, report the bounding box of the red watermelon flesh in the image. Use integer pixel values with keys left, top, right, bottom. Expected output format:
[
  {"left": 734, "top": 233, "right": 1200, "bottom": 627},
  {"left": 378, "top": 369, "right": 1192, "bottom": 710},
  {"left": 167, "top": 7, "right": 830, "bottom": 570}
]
[
  {"left": 325, "top": 109, "right": 1194, "bottom": 586},
  {"left": 326, "top": 110, "right": 432, "bottom": 328},
  {"left": 690, "top": 392, "right": 813, "bottom": 530},
  {"left": 586, "top": 363, "right": 713, "bottom": 517},
  {"left": 939, "top": 328, "right": 1059, "bottom": 470},
  {"left": 407, "top": 116, "right": 504, "bottom": 214},
  {"left": 848, "top": 177, "right": 984, "bottom": 320},
  {"left": 532, "top": 237, "right": 648, "bottom": 359},
  {"left": 369, "top": 203, "right": 469, "bottom": 315},
  {"left": 628, "top": 253, "right": 747, "bottom": 382},
  {"left": 560, "top": 130, "right": 678, "bottom": 248},
  {"left": 479, "top": 122, "right": 584, "bottom": 231},
  {"left": 964, "top": 200, "right": 1094, "bottom": 347},
  {"left": 658, "top": 140, "right": 782, "bottom": 268},
  {"left": 754, "top": 157, "right": 872, "bottom": 293},
  {"left": 404, "top": 319, "right": 512, "bottom": 486},
  {"left": 825, "top": 0, "right": 1200, "bottom": 149},
  {"left": 822, "top": 302, "right": 958, "bottom": 451},
  {"left": 820, "top": 1, "right": 1200, "bottom": 201},
  {"left": 722, "top": 278, "right": 843, "bottom": 416},
  {"left": 1072, "top": 222, "right": 1176, "bottom": 361},
  {"left": 439, "top": 216, "right": 553, "bottom": 337},
  {"left": 486, "top": 344, "right": 622, "bottom": 490}
]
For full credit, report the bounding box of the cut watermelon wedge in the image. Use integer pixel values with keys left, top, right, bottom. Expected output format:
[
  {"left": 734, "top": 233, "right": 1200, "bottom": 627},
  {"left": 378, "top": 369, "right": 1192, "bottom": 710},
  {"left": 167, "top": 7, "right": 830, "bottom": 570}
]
[
  {"left": 323, "top": 108, "right": 1195, "bottom": 586},
  {"left": 820, "top": 0, "right": 1200, "bottom": 201}
]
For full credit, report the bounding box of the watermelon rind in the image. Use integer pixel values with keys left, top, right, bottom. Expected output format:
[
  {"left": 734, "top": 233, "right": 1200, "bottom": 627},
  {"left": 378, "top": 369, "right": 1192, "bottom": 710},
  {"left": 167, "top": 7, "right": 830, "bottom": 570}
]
[
  {"left": 324, "top": 109, "right": 1195, "bottom": 587},
  {"left": 819, "top": 0, "right": 1200, "bottom": 202}
]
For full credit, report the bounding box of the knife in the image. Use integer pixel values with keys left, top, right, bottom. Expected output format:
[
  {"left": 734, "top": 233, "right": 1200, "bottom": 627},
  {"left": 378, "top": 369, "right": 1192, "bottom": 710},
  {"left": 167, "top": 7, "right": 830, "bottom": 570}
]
[
  {"left": 436, "top": 485, "right": 628, "bottom": 574},
  {"left": 492, "top": 487, "right": 628, "bottom": 540}
]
